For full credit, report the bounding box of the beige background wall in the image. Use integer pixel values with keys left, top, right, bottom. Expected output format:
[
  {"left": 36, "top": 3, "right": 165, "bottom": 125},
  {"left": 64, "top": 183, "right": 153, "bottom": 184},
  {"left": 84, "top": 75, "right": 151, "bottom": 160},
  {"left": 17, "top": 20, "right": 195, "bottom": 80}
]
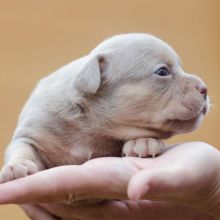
[{"left": 0, "top": 0, "right": 219, "bottom": 219}]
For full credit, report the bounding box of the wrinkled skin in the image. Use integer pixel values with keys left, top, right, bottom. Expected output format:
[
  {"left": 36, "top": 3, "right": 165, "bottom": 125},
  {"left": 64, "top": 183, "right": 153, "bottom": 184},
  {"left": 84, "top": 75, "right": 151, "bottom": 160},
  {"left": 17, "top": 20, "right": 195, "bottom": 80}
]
[{"left": 0, "top": 142, "right": 220, "bottom": 220}]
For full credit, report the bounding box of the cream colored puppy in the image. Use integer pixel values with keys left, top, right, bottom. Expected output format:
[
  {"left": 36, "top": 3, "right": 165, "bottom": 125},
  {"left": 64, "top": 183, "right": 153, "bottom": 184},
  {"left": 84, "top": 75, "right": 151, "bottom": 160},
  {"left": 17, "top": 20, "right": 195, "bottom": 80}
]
[{"left": 0, "top": 33, "right": 208, "bottom": 185}]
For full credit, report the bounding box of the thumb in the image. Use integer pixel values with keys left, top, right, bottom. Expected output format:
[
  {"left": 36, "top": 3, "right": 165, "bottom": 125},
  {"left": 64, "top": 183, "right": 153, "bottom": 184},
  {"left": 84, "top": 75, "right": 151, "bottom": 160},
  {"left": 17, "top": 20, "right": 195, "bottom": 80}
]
[{"left": 127, "top": 163, "right": 194, "bottom": 203}]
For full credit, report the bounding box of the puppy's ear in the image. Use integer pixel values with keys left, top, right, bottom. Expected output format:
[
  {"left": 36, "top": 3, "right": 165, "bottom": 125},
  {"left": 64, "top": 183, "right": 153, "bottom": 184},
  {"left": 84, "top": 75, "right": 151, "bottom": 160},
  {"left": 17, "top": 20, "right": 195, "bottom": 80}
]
[{"left": 73, "top": 54, "right": 105, "bottom": 94}]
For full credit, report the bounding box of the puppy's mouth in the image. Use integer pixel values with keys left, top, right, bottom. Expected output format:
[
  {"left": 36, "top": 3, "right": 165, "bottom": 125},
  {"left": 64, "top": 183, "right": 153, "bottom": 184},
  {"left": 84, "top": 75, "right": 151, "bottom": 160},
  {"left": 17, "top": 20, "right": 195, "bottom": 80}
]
[
  {"left": 202, "top": 104, "right": 208, "bottom": 115},
  {"left": 173, "top": 104, "right": 207, "bottom": 122},
  {"left": 112, "top": 103, "right": 208, "bottom": 140},
  {"left": 167, "top": 104, "right": 208, "bottom": 134}
]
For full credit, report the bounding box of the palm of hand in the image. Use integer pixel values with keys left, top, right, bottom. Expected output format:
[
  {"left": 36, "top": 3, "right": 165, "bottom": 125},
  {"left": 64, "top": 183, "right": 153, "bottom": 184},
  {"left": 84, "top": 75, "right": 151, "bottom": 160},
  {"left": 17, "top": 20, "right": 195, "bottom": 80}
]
[{"left": 0, "top": 142, "right": 220, "bottom": 220}]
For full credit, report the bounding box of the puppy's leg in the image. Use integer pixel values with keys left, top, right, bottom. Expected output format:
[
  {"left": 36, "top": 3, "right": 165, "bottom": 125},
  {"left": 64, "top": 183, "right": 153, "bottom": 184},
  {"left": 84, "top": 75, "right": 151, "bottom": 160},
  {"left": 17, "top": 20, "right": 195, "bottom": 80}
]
[
  {"left": 0, "top": 142, "right": 45, "bottom": 183},
  {"left": 122, "top": 138, "right": 165, "bottom": 158}
]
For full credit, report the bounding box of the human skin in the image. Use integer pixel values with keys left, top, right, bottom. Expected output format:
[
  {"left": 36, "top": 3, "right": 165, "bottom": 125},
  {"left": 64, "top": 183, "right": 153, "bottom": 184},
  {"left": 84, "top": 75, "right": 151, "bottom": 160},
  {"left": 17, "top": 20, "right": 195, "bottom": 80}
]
[{"left": 0, "top": 142, "right": 220, "bottom": 220}]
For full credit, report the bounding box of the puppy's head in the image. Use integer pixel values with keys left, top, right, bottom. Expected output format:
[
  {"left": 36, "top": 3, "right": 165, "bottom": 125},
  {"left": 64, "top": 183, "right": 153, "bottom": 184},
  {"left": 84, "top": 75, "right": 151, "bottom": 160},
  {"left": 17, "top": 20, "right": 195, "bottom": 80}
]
[{"left": 73, "top": 33, "right": 209, "bottom": 140}]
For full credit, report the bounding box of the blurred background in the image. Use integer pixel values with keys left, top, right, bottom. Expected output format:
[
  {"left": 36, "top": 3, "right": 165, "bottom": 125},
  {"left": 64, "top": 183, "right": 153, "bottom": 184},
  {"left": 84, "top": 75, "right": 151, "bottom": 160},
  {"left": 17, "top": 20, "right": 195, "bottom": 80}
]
[{"left": 0, "top": 0, "right": 219, "bottom": 218}]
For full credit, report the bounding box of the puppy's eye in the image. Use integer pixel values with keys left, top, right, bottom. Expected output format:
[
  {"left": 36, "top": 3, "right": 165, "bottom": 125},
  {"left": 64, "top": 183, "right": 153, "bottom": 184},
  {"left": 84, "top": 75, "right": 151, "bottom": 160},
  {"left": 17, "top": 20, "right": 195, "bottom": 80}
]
[{"left": 155, "top": 67, "right": 170, "bottom": 76}]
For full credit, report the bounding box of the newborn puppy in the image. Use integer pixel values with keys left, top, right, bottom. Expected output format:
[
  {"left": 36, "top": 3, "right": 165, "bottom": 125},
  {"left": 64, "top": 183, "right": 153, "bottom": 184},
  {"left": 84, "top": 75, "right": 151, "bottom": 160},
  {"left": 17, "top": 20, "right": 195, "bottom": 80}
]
[{"left": 0, "top": 33, "right": 208, "bottom": 193}]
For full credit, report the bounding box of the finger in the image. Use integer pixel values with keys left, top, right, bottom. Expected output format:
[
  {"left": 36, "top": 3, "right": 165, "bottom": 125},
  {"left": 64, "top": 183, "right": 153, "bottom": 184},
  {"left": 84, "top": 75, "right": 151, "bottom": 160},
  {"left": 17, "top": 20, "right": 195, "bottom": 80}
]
[
  {"left": 0, "top": 157, "right": 140, "bottom": 204},
  {"left": 20, "top": 204, "right": 60, "bottom": 220},
  {"left": 43, "top": 201, "right": 215, "bottom": 220},
  {"left": 128, "top": 163, "right": 193, "bottom": 203},
  {"left": 43, "top": 200, "right": 144, "bottom": 220},
  {"left": 0, "top": 166, "right": 82, "bottom": 204}
]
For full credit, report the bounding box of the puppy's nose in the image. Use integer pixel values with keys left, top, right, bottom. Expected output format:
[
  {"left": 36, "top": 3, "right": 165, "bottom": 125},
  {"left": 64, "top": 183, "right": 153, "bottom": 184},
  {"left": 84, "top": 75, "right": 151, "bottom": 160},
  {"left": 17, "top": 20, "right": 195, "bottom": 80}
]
[{"left": 197, "top": 84, "right": 208, "bottom": 100}]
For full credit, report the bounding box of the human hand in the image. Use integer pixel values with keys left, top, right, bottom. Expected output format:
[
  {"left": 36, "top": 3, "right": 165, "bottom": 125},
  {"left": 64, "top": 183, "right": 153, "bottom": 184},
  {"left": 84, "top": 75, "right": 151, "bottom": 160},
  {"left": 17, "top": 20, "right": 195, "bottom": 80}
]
[
  {"left": 0, "top": 142, "right": 220, "bottom": 220},
  {"left": 21, "top": 200, "right": 216, "bottom": 220}
]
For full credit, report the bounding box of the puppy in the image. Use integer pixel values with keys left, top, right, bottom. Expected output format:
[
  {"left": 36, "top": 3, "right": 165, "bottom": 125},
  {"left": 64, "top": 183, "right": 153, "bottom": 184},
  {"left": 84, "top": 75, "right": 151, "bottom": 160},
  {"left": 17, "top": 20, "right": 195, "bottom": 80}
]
[{"left": 0, "top": 33, "right": 208, "bottom": 203}]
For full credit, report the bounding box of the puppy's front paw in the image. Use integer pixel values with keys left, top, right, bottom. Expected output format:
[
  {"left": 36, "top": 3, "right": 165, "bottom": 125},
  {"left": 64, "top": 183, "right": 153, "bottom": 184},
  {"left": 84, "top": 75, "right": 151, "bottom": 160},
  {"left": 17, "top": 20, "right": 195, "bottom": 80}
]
[
  {"left": 122, "top": 138, "right": 165, "bottom": 158},
  {"left": 0, "top": 159, "right": 39, "bottom": 183}
]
